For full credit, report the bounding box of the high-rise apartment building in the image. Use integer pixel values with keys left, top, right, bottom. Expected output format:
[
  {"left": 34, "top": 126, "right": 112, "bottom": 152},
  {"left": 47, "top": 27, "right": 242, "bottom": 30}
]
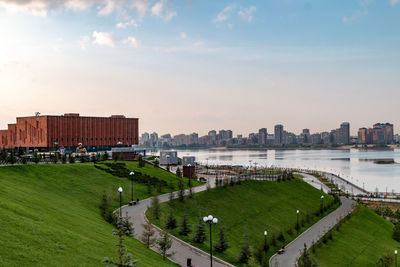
[
  {"left": 258, "top": 128, "right": 267, "bottom": 145},
  {"left": 274, "top": 124, "right": 284, "bottom": 145}
]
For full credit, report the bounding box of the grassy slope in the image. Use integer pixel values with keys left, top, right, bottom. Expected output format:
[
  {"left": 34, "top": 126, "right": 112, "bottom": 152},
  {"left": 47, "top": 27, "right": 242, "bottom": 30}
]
[
  {"left": 312, "top": 206, "right": 400, "bottom": 266},
  {"left": 0, "top": 163, "right": 176, "bottom": 267},
  {"left": 148, "top": 178, "right": 336, "bottom": 266},
  {"left": 123, "top": 161, "right": 202, "bottom": 187}
]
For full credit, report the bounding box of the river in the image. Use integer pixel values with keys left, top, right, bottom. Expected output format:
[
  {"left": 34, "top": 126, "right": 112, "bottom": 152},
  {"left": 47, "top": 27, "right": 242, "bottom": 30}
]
[{"left": 149, "top": 148, "right": 400, "bottom": 193}]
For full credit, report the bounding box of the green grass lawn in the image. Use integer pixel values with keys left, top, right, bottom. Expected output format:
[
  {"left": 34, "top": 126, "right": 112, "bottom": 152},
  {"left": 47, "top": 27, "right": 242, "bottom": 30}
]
[
  {"left": 122, "top": 161, "right": 202, "bottom": 187},
  {"left": 148, "top": 178, "right": 337, "bottom": 266},
  {"left": 311, "top": 205, "right": 400, "bottom": 267},
  {"left": 0, "top": 163, "right": 177, "bottom": 267}
]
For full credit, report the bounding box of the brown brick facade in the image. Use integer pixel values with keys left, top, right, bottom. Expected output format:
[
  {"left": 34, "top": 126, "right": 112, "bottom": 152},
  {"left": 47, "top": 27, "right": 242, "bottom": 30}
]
[{"left": 0, "top": 114, "right": 139, "bottom": 149}]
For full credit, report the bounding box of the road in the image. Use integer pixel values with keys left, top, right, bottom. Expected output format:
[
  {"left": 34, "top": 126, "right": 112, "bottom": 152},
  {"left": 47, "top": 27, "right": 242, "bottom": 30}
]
[
  {"left": 299, "top": 172, "right": 331, "bottom": 194},
  {"left": 122, "top": 178, "right": 234, "bottom": 267},
  {"left": 269, "top": 196, "right": 355, "bottom": 267}
]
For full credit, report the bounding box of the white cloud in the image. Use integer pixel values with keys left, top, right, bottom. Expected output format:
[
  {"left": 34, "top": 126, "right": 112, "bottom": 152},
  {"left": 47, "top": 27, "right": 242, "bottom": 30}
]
[
  {"left": 64, "top": 0, "right": 91, "bottom": 11},
  {"left": 92, "top": 31, "right": 114, "bottom": 47},
  {"left": 180, "top": 32, "right": 187, "bottom": 39},
  {"left": 0, "top": 0, "right": 51, "bottom": 16},
  {"left": 151, "top": 0, "right": 176, "bottom": 21},
  {"left": 213, "top": 4, "right": 235, "bottom": 23},
  {"left": 193, "top": 41, "right": 205, "bottom": 48},
  {"left": 131, "top": 0, "right": 148, "bottom": 19},
  {"left": 97, "top": 0, "right": 115, "bottom": 16},
  {"left": 238, "top": 6, "right": 256, "bottom": 23},
  {"left": 116, "top": 19, "right": 138, "bottom": 29},
  {"left": 343, "top": 0, "right": 372, "bottom": 23},
  {"left": 390, "top": 0, "right": 400, "bottom": 5},
  {"left": 151, "top": 0, "right": 164, "bottom": 16},
  {"left": 122, "top": 36, "right": 140, "bottom": 48},
  {"left": 77, "top": 35, "right": 90, "bottom": 49}
]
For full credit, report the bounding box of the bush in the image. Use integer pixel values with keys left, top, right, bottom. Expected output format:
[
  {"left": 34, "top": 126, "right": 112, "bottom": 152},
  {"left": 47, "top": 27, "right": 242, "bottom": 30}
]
[
  {"left": 393, "top": 223, "right": 400, "bottom": 242},
  {"left": 277, "top": 231, "right": 285, "bottom": 242}
]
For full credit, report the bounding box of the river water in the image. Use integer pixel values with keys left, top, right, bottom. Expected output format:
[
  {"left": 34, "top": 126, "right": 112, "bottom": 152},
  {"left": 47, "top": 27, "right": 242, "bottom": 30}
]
[{"left": 150, "top": 149, "right": 400, "bottom": 193}]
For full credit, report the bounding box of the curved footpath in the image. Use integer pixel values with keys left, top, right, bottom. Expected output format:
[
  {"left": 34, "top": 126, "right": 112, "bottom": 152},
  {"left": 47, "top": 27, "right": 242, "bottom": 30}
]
[
  {"left": 122, "top": 173, "right": 355, "bottom": 267},
  {"left": 269, "top": 196, "right": 355, "bottom": 267},
  {"left": 123, "top": 177, "right": 234, "bottom": 267}
]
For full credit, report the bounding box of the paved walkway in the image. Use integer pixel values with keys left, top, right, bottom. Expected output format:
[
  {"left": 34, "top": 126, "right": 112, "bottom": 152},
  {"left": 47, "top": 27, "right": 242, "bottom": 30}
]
[
  {"left": 269, "top": 196, "right": 355, "bottom": 267},
  {"left": 299, "top": 173, "right": 331, "bottom": 194},
  {"left": 123, "top": 178, "right": 234, "bottom": 267}
]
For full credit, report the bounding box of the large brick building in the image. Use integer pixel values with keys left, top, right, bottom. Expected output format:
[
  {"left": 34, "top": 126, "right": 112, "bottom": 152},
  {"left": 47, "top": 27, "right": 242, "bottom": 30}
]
[{"left": 0, "top": 113, "right": 139, "bottom": 150}]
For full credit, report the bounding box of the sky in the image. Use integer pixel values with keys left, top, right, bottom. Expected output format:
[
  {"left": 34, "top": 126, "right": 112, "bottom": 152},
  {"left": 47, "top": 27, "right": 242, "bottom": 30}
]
[{"left": 0, "top": 0, "right": 399, "bottom": 137}]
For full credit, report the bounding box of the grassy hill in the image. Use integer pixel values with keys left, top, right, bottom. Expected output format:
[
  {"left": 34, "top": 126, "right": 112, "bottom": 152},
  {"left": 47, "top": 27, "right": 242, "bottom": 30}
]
[
  {"left": 147, "top": 178, "right": 338, "bottom": 266},
  {"left": 0, "top": 163, "right": 177, "bottom": 267},
  {"left": 311, "top": 205, "right": 400, "bottom": 266}
]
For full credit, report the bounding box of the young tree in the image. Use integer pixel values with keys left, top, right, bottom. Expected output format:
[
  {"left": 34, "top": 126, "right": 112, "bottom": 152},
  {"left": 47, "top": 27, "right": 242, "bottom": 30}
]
[
  {"left": 151, "top": 196, "right": 161, "bottom": 220},
  {"left": 176, "top": 167, "right": 182, "bottom": 178},
  {"left": 238, "top": 233, "right": 252, "bottom": 264},
  {"left": 61, "top": 153, "right": 67, "bottom": 164},
  {"left": 6, "top": 151, "right": 16, "bottom": 165},
  {"left": 141, "top": 220, "right": 156, "bottom": 248},
  {"left": 157, "top": 231, "right": 173, "bottom": 260},
  {"left": 300, "top": 243, "right": 316, "bottom": 267},
  {"left": 165, "top": 211, "right": 177, "bottom": 230},
  {"left": 52, "top": 153, "right": 58, "bottom": 164},
  {"left": 393, "top": 223, "right": 400, "bottom": 242},
  {"left": 103, "top": 217, "right": 138, "bottom": 267},
  {"left": 21, "top": 156, "right": 27, "bottom": 165},
  {"left": 68, "top": 154, "right": 75, "bottom": 164},
  {"left": 214, "top": 221, "right": 229, "bottom": 253},
  {"left": 138, "top": 155, "right": 145, "bottom": 168},
  {"left": 178, "top": 178, "right": 185, "bottom": 202},
  {"left": 101, "top": 151, "right": 109, "bottom": 161},
  {"left": 254, "top": 240, "right": 269, "bottom": 267},
  {"left": 192, "top": 217, "right": 206, "bottom": 244},
  {"left": 178, "top": 211, "right": 191, "bottom": 236},
  {"left": 277, "top": 231, "right": 285, "bottom": 242}
]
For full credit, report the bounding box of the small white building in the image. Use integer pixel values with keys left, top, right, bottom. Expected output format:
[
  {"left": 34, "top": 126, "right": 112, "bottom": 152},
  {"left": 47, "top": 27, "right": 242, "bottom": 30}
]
[
  {"left": 182, "top": 156, "right": 196, "bottom": 166},
  {"left": 160, "top": 151, "right": 178, "bottom": 165}
]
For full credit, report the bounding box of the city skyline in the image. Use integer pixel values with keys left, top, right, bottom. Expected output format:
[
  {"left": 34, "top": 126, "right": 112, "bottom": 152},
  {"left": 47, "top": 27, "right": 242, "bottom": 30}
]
[{"left": 1, "top": 0, "right": 400, "bottom": 135}]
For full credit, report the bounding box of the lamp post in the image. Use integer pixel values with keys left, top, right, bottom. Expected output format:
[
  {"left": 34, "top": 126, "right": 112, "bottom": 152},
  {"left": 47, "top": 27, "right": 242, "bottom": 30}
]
[
  {"left": 396, "top": 250, "right": 398, "bottom": 267},
  {"left": 203, "top": 215, "right": 218, "bottom": 267},
  {"left": 129, "top": 172, "right": 135, "bottom": 202},
  {"left": 264, "top": 230, "right": 268, "bottom": 262},
  {"left": 296, "top": 209, "right": 300, "bottom": 232},
  {"left": 118, "top": 187, "right": 123, "bottom": 217},
  {"left": 321, "top": 195, "right": 324, "bottom": 213}
]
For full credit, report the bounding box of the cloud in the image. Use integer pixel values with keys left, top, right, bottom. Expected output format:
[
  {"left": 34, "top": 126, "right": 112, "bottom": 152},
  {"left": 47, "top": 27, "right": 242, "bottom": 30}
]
[
  {"left": 343, "top": 0, "right": 372, "bottom": 23},
  {"left": 193, "top": 41, "right": 205, "bottom": 48},
  {"left": 238, "top": 6, "right": 256, "bottom": 23},
  {"left": 151, "top": 0, "right": 164, "bottom": 16},
  {"left": 390, "top": 0, "right": 400, "bottom": 5},
  {"left": 116, "top": 19, "right": 138, "bottom": 29},
  {"left": 213, "top": 4, "right": 235, "bottom": 23},
  {"left": 77, "top": 35, "right": 90, "bottom": 49},
  {"left": 0, "top": 0, "right": 148, "bottom": 18},
  {"left": 151, "top": 0, "right": 176, "bottom": 21},
  {"left": 92, "top": 31, "right": 114, "bottom": 47},
  {"left": 180, "top": 32, "right": 187, "bottom": 39},
  {"left": 122, "top": 36, "right": 140, "bottom": 48}
]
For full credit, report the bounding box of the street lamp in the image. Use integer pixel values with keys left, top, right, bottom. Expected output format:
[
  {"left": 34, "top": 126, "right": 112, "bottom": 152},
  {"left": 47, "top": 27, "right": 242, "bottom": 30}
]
[
  {"left": 264, "top": 230, "right": 268, "bottom": 261},
  {"left": 129, "top": 172, "right": 135, "bottom": 202},
  {"left": 118, "top": 187, "right": 123, "bottom": 217},
  {"left": 203, "top": 215, "right": 218, "bottom": 267},
  {"left": 396, "top": 250, "right": 398, "bottom": 267},
  {"left": 321, "top": 195, "right": 324, "bottom": 213},
  {"left": 296, "top": 209, "right": 300, "bottom": 232}
]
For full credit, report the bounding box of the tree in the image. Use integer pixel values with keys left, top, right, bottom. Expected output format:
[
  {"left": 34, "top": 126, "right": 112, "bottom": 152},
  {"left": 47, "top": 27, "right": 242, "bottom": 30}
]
[
  {"left": 214, "top": 221, "right": 229, "bottom": 253},
  {"left": 393, "top": 223, "right": 400, "bottom": 242},
  {"left": 52, "top": 153, "right": 58, "bottom": 164},
  {"left": 178, "top": 211, "right": 191, "bottom": 236},
  {"left": 91, "top": 154, "right": 97, "bottom": 163},
  {"left": 68, "top": 154, "right": 75, "bottom": 164},
  {"left": 157, "top": 231, "right": 173, "bottom": 260},
  {"left": 277, "top": 231, "right": 285, "bottom": 242},
  {"left": 299, "top": 243, "right": 318, "bottom": 267},
  {"left": 61, "top": 153, "right": 67, "bottom": 164},
  {"left": 238, "top": 233, "right": 252, "bottom": 264},
  {"left": 103, "top": 217, "right": 138, "bottom": 267},
  {"left": 6, "top": 151, "right": 16, "bottom": 165},
  {"left": 178, "top": 178, "right": 185, "bottom": 202},
  {"left": 141, "top": 220, "right": 156, "bottom": 248},
  {"left": 176, "top": 167, "right": 182, "bottom": 178},
  {"left": 165, "top": 211, "right": 177, "bottom": 230},
  {"left": 33, "top": 152, "right": 40, "bottom": 164},
  {"left": 21, "top": 156, "right": 27, "bottom": 165},
  {"left": 151, "top": 196, "right": 161, "bottom": 220},
  {"left": 100, "top": 192, "right": 115, "bottom": 223},
  {"left": 254, "top": 240, "right": 269, "bottom": 267},
  {"left": 138, "top": 155, "right": 145, "bottom": 167},
  {"left": 101, "top": 151, "right": 109, "bottom": 161},
  {"left": 192, "top": 217, "right": 206, "bottom": 244},
  {"left": 376, "top": 251, "right": 393, "bottom": 267}
]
